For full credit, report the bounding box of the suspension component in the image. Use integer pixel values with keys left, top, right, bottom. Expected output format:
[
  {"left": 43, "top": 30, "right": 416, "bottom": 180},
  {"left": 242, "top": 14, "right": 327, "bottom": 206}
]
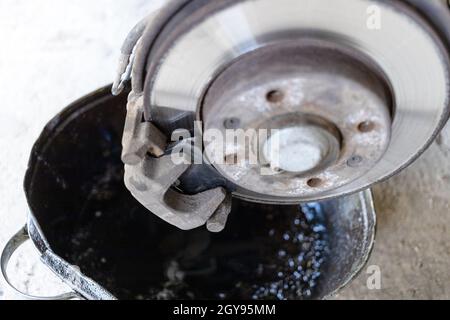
[{"left": 116, "top": 0, "right": 450, "bottom": 230}]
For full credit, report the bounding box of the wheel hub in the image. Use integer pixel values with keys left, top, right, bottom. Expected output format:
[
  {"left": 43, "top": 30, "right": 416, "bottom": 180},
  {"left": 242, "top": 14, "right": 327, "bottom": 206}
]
[{"left": 201, "top": 40, "right": 391, "bottom": 202}]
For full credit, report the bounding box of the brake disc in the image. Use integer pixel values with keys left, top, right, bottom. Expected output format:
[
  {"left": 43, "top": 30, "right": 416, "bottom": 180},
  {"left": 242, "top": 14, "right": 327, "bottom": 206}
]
[{"left": 115, "top": 0, "right": 450, "bottom": 230}]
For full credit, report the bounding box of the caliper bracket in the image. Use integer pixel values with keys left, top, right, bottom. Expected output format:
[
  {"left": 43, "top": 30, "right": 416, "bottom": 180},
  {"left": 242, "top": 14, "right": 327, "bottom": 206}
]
[{"left": 121, "top": 93, "right": 231, "bottom": 231}]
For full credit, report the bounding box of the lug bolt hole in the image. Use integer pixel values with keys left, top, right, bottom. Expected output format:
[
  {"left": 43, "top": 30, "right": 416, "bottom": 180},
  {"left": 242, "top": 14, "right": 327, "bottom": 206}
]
[
  {"left": 307, "top": 178, "right": 323, "bottom": 188},
  {"left": 266, "top": 89, "right": 284, "bottom": 103},
  {"left": 273, "top": 167, "right": 282, "bottom": 173},
  {"left": 347, "top": 155, "right": 363, "bottom": 167},
  {"left": 223, "top": 117, "right": 241, "bottom": 129},
  {"left": 358, "top": 121, "right": 375, "bottom": 133}
]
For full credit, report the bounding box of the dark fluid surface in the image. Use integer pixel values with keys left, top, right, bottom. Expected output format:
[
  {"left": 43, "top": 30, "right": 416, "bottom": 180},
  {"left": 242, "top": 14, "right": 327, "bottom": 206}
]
[
  {"left": 25, "top": 87, "right": 330, "bottom": 300},
  {"left": 51, "top": 181, "right": 329, "bottom": 300}
]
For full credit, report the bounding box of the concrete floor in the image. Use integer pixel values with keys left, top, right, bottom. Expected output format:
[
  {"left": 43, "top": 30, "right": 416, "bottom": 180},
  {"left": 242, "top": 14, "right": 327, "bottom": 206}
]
[
  {"left": 337, "top": 137, "right": 450, "bottom": 300},
  {"left": 0, "top": 0, "right": 449, "bottom": 300}
]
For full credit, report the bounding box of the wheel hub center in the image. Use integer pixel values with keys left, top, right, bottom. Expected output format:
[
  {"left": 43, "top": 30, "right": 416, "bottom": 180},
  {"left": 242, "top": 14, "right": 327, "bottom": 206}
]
[{"left": 263, "top": 126, "right": 334, "bottom": 174}]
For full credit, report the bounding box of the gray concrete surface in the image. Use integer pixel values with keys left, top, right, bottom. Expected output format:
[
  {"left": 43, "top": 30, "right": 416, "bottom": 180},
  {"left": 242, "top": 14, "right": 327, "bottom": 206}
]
[
  {"left": 336, "top": 139, "right": 450, "bottom": 300},
  {"left": 0, "top": 0, "right": 449, "bottom": 300},
  {"left": 0, "top": 0, "right": 162, "bottom": 299}
]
